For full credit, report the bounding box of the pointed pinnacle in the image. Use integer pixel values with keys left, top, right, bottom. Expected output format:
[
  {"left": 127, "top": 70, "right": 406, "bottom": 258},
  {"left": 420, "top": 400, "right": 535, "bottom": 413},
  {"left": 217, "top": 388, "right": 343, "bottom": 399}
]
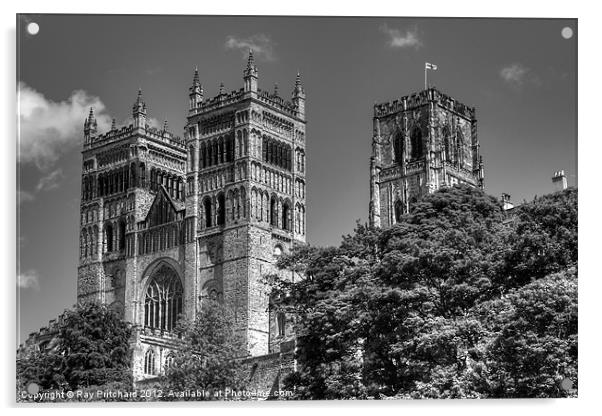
[
  {"left": 247, "top": 49, "right": 255, "bottom": 68},
  {"left": 219, "top": 82, "right": 225, "bottom": 95},
  {"left": 192, "top": 66, "right": 200, "bottom": 85},
  {"left": 163, "top": 119, "right": 169, "bottom": 131},
  {"left": 111, "top": 118, "right": 116, "bottom": 130}
]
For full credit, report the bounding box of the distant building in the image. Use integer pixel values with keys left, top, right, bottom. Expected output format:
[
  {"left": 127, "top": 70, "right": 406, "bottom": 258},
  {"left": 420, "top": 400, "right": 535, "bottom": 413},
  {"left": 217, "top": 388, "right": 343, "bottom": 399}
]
[{"left": 369, "top": 88, "right": 484, "bottom": 228}]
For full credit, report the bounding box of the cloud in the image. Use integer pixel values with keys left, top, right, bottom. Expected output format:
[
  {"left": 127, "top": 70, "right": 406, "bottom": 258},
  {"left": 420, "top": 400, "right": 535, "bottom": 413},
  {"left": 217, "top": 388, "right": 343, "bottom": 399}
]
[
  {"left": 36, "top": 168, "right": 64, "bottom": 192},
  {"left": 380, "top": 24, "right": 422, "bottom": 49},
  {"left": 18, "top": 269, "right": 40, "bottom": 290},
  {"left": 17, "top": 189, "right": 35, "bottom": 205},
  {"left": 18, "top": 82, "right": 112, "bottom": 171},
  {"left": 500, "top": 63, "right": 541, "bottom": 88},
  {"left": 225, "top": 34, "right": 276, "bottom": 61}
]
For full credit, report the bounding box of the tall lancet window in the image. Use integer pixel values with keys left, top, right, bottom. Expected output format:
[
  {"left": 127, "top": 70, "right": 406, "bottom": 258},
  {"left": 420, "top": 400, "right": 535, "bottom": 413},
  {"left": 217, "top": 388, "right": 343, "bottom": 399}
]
[
  {"left": 144, "top": 265, "right": 183, "bottom": 331},
  {"left": 410, "top": 127, "right": 423, "bottom": 160},
  {"left": 443, "top": 126, "right": 452, "bottom": 163},
  {"left": 456, "top": 129, "right": 464, "bottom": 168},
  {"left": 393, "top": 132, "right": 404, "bottom": 163}
]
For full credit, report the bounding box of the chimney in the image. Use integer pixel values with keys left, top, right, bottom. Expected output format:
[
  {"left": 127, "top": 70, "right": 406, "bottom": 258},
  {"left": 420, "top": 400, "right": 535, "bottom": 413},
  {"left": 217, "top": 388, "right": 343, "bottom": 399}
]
[
  {"left": 552, "top": 170, "right": 568, "bottom": 192},
  {"left": 501, "top": 193, "right": 514, "bottom": 211}
]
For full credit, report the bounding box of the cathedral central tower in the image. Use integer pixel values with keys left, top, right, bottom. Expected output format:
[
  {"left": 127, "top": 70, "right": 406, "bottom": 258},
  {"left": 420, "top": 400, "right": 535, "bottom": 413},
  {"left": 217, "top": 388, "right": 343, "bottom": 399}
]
[{"left": 369, "top": 88, "right": 484, "bottom": 228}]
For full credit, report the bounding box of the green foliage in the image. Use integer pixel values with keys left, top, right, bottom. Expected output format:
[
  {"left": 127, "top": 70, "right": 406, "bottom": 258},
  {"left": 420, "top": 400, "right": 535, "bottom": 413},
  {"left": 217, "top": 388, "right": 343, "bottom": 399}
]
[
  {"left": 271, "top": 185, "right": 578, "bottom": 399},
  {"left": 17, "top": 302, "right": 133, "bottom": 400},
  {"left": 160, "top": 299, "right": 246, "bottom": 400}
]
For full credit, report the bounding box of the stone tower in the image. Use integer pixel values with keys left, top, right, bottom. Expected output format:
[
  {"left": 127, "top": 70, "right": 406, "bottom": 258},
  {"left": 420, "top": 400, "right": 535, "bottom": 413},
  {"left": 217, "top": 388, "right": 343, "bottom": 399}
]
[
  {"left": 369, "top": 87, "right": 484, "bottom": 228},
  {"left": 78, "top": 90, "right": 189, "bottom": 379},
  {"left": 76, "top": 52, "right": 306, "bottom": 381},
  {"left": 185, "top": 50, "right": 307, "bottom": 357}
]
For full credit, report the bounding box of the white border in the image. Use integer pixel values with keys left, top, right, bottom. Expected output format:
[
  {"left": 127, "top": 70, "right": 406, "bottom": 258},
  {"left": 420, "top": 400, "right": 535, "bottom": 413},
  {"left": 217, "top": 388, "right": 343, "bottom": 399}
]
[{"left": 2, "top": 1, "right": 598, "bottom": 415}]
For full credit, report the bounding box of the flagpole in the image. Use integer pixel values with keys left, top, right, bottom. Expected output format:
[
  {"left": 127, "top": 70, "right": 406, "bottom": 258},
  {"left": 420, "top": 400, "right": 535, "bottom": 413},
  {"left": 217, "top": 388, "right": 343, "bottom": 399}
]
[{"left": 424, "top": 65, "right": 427, "bottom": 90}]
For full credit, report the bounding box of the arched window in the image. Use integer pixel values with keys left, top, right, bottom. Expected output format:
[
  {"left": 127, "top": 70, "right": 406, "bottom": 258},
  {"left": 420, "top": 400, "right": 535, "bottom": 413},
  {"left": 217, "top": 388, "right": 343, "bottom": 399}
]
[
  {"left": 394, "top": 200, "right": 404, "bottom": 223},
  {"left": 144, "top": 349, "right": 156, "bottom": 375},
  {"left": 188, "top": 145, "right": 195, "bottom": 171},
  {"left": 164, "top": 353, "right": 175, "bottom": 371},
  {"left": 440, "top": 126, "right": 450, "bottom": 163},
  {"left": 456, "top": 129, "right": 464, "bottom": 168},
  {"left": 282, "top": 202, "right": 290, "bottom": 231},
  {"left": 216, "top": 193, "right": 225, "bottom": 226},
  {"left": 203, "top": 197, "right": 212, "bottom": 228},
  {"left": 139, "top": 163, "right": 146, "bottom": 188},
  {"left": 200, "top": 142, "right": 206, "bottom": 169},
  {"left": 277, "top": 312, "right": 286, "bottom": 337},
  {"left": 394, "top": 132, "right": 404, "bottom": 163},
  {"left": 144, "top": 265, "right": 183, "bottom": 331},
  {"left": 82, "top": 229, "right": 88, "bottom": 258},
  {"left": 410, "top": 127, "right": 423, "bottom": 159},
  {"left": 105, "top": 223, "right": 114, "bottom": 252},
  {"left": 270, "top": 196, "right": 278, "bottom": 227},
  {"left": 119, "top": 220, "right": 126, "bottom": 252}
]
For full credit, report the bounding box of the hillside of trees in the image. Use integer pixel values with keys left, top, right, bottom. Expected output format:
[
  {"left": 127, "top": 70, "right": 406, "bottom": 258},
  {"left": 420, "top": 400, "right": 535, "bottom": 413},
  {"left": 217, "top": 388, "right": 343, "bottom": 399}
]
[{"left": 269, "top": 185, "right": 577, "bottom": 399}]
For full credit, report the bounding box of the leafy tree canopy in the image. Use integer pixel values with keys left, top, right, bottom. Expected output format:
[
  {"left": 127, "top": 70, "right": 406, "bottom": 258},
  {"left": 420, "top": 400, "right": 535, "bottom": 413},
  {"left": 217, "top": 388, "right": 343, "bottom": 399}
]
[
  {"left": 269, "top": 185, "right": 577, "bottom": 399},
  {"left": 17, "top": 302, "right": 133, "bottom": 397}
]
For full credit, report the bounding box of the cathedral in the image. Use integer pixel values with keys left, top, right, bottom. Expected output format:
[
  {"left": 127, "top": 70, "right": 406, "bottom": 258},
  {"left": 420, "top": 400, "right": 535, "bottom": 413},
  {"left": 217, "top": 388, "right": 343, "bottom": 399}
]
[
  {"left": 369, "top": 88, "right": 485, "bottom": 227},
  {"left": 22, "top": 56, "right": 488, "bottom": 389},
  {"left": 76, "top": 51, "right": 306, "bottom": 381}
]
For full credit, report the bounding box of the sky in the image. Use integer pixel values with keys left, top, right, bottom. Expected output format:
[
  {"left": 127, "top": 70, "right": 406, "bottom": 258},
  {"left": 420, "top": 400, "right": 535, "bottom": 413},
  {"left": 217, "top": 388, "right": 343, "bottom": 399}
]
[{"left": 16, "top": 15, "right": 577, "bottom": 344}]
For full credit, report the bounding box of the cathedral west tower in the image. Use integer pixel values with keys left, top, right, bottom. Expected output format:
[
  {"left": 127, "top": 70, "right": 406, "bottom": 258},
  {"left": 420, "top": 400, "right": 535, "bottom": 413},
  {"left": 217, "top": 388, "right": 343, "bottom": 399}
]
[
  {"left": 76, "top": 51, "right": 307, "bottom": 381},
  {"left": 185, "top": 50, "right": 307, "bottom": 356}
]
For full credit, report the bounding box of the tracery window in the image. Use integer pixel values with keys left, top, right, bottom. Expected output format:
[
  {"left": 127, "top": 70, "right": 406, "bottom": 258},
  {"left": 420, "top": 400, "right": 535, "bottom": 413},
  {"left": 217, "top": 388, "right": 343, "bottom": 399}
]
[
  {"left": 144, "top": 349, "right": 156, "bottom": 375},
  {"left": 144, "top": 265, "right": 183, "bottom": 331}
]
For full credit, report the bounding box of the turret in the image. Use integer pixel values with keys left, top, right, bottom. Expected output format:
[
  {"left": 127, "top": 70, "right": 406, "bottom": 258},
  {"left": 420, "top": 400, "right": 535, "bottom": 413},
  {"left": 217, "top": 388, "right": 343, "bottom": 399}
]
[
  {"left": 243, "top": 49, "right": 258, "bottom": 93},
  {"left": 292, "top": 72, "right": 306, "bottom": 119},
  {"left": 83, "top": 107, "right": 97, "bottom": 144},
  {"left": 189, "top": 67, "right": 203, "bottom": 111},
  {"left": 132, "top": 89, "right": 147, "bottom": 128},
  {"left": 552, "top": 170, "right": 568, "bottom": 192}
]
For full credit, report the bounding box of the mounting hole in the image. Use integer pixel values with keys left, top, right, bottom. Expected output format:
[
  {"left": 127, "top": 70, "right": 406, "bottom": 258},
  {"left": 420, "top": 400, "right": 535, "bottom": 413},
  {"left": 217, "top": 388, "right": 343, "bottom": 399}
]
[
  {"left": 561, "top": 27, "right": 573, "bottom": 39},
  {"left": 27, "top": 22, "right": 40, "bottom": 35}
]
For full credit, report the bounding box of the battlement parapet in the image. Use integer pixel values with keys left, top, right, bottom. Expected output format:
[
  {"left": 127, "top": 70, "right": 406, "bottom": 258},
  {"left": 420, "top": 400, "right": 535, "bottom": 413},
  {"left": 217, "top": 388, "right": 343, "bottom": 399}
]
[
  {"left": 190, "top": 88, "right": 300, "bottom": 119},
  {"left": 85, "top": 123, "right": 185, "bottom": 151},
  {"left": 374, "top": 88, "right": 476, "bottom": 120}
]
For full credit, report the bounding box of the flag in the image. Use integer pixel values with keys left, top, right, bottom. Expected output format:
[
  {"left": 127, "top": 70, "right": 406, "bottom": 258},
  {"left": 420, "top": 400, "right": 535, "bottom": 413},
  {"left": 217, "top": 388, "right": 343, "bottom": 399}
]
[{"left": 425, "top": 62, "right": 438, "bottom": 70}]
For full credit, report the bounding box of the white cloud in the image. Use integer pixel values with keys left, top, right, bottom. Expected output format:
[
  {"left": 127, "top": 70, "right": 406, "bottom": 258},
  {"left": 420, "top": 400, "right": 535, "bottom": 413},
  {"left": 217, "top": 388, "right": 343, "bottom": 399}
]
[
  {"left": 17, "top": 82, "right": 112, "bottom": 171},
  {"left": 380, "top": 24, "right": 422, "bottom": 49},
  {"left": 18, "top": 269, "right": 40, "bottom": 290},
  {"left": 36, "top": 168, "right": 64, "bottom": 192},
  {"left": 225, "top": 34, "right": 276, "bottom": 61},
  {"left": 500, "top": 63, "right": 542, "bottom": 88},
  {"left": 500, "top": 63, "right": 530, "bottom": 86}
]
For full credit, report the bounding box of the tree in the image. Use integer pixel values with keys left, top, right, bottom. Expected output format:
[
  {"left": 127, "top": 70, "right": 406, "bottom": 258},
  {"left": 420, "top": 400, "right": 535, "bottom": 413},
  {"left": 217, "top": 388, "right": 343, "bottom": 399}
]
[
  {"left": 17, "top": 302, "right": 133, "bottom": 398},
  {"left": 475, "top": 267, "right": 578, "bottom": 398},
  {"left": 270, "top": 185, "right": 578, "bottom": 399},
  {"left": 161, "top": 299, "right": 246, "bottom": 400}
]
